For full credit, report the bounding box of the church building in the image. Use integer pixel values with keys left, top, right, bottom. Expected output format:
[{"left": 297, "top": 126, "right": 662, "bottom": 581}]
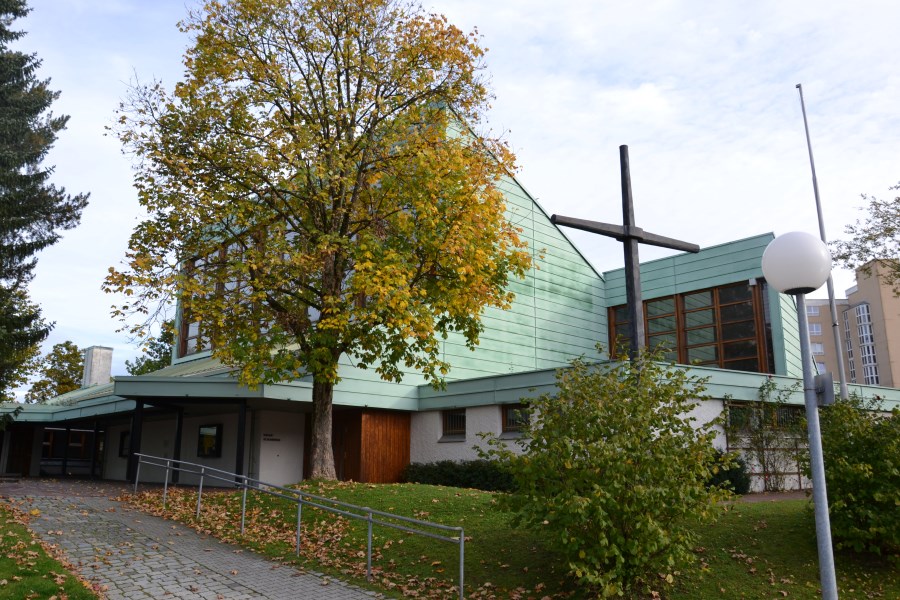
[{"left": 2, "top": 172, "right": 898, "bottom": 489}]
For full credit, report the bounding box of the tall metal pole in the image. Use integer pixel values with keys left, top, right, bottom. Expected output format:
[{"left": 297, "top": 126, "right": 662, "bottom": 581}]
[
  {"left": 796, "top": 84, "right": 849, "bottom": 399},
  {"left": 796, "top": 294, "right": 839, "bottom": 600}
]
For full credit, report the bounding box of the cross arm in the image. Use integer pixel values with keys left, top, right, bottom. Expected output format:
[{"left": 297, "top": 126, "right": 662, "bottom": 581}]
[
  {"left": 640, "top": 231, "right": 700, "bottom": 253},
  {"left": 550, "top": 214, "right": 624, "bottom": 238},
  {"left": 551, "top": 214, "right": 700, "bottom": 253}
]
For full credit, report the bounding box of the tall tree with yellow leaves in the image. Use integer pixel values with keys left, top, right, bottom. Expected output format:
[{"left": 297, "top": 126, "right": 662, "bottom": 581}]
[{"left": 105, "top": 0, "right": 530, "bottom": 479}]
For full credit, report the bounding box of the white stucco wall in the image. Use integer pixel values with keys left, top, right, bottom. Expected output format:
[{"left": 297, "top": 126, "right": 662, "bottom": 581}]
[
  {"left": 686, "top": 398, "right": 727, "bottom": 450},
  {"left": 411, "top": 399, "right": 728, "bottom": 465},
  {"left": 253, "top": 410, "right": 305, "bottom": 486},
  {"left": 410, "top": 405, "right": 526, "bottom": 464}
]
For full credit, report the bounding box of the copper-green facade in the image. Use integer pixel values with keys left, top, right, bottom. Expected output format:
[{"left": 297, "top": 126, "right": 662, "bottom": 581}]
[
  {"left": 603, "top": 233, "right": 803, "bottom": 377},
  {"left": 439, "top": 176, "right": 605, "bottom": 381},
  {"left": 1, "top": 179, "right": 822, "bottom": 420}
]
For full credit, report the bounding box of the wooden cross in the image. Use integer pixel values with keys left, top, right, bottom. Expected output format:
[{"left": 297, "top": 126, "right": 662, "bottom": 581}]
[{"left": 551, "top": 145, "right": 700, "bottom": 361}]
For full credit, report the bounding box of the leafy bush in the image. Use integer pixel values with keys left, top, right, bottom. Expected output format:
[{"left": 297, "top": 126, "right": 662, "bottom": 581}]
[
  {"left": 481, "top": 352, "right": 730, "bottom": 597},
  {"left": 817, "top": 396, "right": 900, "bottom": 559},
  {"left": 707, "top": 449, "right": 751, "bottom": 495},
  {"left": 402, "top": 459, "right": 515, "bottom": 492}
]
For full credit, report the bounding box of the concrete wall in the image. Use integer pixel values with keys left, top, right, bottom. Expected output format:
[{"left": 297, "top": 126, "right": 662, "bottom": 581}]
[
  {"left": 106, "top": 412, "right": 251, "bottom": 486},
  {"left": 82, "top": 346, "right": 114, "bottom": 388},
  {"left": 104, "top": 423, "right": 130, "bottom": 481}
]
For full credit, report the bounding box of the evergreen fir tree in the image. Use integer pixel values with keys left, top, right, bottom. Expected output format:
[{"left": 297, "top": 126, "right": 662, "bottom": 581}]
[
  {"left": 0, "top": 287, "right": 43, "bottom": 402},
  {"left": 0, "top": 1, "right": 88, "bottom": 398}
]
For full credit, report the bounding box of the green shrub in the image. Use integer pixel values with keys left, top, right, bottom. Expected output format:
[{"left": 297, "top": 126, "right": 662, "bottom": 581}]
[
  {"left": 402, "top": 459, "right": 515, "bottom": 492},
  {"left": 707, "top": 449, "right": 751, "bottom": 495},
  {"left": 817, "top": 396, "right": 899, "bottom": 559},
  {"left": 481, "top": 351, "right": 729, "bottom": 597}
]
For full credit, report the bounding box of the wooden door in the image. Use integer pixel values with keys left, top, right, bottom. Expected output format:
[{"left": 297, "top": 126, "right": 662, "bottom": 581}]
[{"left": 360, "top": 410, "right": 410, "bottom": 483}]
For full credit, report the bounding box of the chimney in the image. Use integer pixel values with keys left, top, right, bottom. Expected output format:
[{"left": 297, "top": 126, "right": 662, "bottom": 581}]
[{"left": 82, "top": 346, "right": 113, "bottom": 387}]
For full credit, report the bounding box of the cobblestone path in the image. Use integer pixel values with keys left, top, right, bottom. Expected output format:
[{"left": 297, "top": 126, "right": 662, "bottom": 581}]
[{"left": 0, "top": 480, "right": 379, "bottom": 600}]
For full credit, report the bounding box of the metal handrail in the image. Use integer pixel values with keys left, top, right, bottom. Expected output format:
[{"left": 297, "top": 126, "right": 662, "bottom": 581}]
[{"left": 132, "top": 453, "right": 465, "bottom": 598}]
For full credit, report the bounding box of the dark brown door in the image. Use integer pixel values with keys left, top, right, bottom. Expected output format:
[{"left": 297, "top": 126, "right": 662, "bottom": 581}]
[{"left": 332, "top": 409, "right": 361, "bottom": 482}]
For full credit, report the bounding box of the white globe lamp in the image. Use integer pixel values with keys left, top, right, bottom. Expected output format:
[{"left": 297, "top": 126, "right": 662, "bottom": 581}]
[{"left": 761, "top": 231, "right": 832, "bottom": 295}]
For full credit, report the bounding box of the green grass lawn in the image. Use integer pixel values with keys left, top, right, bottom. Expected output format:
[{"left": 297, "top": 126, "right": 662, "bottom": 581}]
[
  {"left": 123, "top": 483, "right": 899, "bottom": 599},
  {"left": 673, "top": 499, "right": 899, "bottom": 600},
  {"left": 0, "top": 502, "right": 100, "bottom": 600}
]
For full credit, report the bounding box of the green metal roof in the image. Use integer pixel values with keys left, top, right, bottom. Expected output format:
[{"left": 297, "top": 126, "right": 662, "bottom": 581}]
[{"left": 417, "top": 360, "right": 900, "bottom": 411}]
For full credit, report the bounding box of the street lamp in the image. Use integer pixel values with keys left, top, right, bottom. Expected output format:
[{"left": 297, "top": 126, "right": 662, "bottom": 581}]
[{"left": 761, "top": 231, "right": 838, "bottom": 600}]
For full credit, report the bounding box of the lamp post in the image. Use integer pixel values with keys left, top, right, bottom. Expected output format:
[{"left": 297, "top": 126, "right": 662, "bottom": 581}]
[{"left": 761, "top": 231, "right": 838, "bottom": 600}]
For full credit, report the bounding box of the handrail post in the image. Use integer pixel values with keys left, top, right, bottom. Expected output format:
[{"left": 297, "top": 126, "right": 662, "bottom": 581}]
[
  {"left": 459, "top": 527, "right": 465, "bottom": 600},
  {"left": 295, "top": 494, "right": 303, "bottom": 557},
  {"left": 133, "top": 454, "right": 141, "bottom": 494},
  {"left": 196, "top": 467, "right": 205, "bottom": 519},
  {"left": 241, "top": 483, "right": 249, "bottom": 536},
  {"left": 366, "top": 509, "right": 373, "bottom": 581},
  {"left": 162, "top": 459, "right": 171, "bottom": 510}
]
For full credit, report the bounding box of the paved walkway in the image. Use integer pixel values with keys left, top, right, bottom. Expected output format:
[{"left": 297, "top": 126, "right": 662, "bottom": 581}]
[{"left": 0, "top": 479, "right": 380, "bottom": 600}]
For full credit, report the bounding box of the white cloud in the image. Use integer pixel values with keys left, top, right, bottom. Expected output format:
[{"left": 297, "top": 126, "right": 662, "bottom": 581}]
[{"left": 8, "top": 0, "right": 900, "bottom": 394}]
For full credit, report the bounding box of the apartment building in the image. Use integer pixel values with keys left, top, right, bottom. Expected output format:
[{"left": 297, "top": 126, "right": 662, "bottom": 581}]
[{"left": 806, "top": 261, "right": 900, "bottom": 387}]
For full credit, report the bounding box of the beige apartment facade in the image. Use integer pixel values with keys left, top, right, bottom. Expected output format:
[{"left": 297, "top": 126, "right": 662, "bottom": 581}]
[{"left": 807, "top": 261, "right": 900, "bottom": 388}]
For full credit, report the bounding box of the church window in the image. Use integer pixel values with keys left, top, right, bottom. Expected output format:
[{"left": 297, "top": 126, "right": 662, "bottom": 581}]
[{"left": 609, "top": 281, "right": 773, "bottom": 374}]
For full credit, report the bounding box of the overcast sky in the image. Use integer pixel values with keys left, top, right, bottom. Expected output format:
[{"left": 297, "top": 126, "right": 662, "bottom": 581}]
[{"left": 12, "top": 0, "right": 900, "bottom": 393}]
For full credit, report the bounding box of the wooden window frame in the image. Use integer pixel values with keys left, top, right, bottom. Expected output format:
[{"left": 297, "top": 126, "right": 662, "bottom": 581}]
[
  {"left": 608, "top": 281, "right": 772, "bottom": 374},
  {"left": 177, "top": 230, "right": 284, "bottom": 359},
  {"left": 501, "top": 404, "right": 529, "bottom": 434},
  {"left": 645, "top": 296, "right": 678, "bottom": 362},
  {"left": 41, "top": 429, "right": 56, "bottom": 459},
  {"left": 178, "top": 255, "right": 215, "bottom": 358}
]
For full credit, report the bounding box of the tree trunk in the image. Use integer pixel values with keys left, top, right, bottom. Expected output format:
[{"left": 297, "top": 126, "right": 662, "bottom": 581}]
[{"left": 309, "top": 378, "right": 337, "bottom": 479}]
